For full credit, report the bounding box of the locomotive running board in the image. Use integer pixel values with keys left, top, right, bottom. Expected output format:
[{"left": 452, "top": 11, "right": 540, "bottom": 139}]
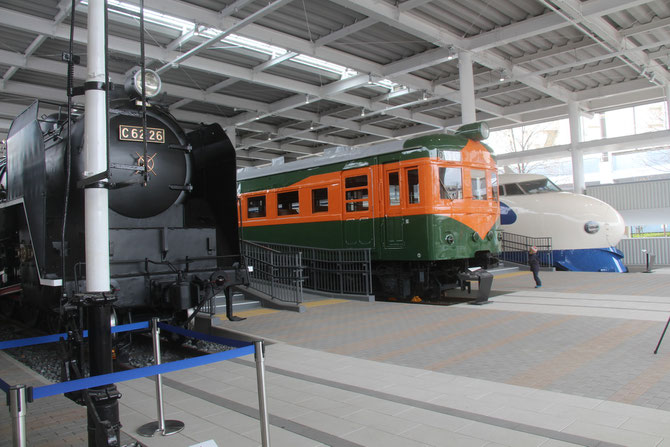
[{"left": 0, "top": 284, "right": 22, "bottom": 297}]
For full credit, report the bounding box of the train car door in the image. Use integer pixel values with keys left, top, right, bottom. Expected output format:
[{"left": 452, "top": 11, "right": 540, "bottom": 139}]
[
  {"left": 382, "top": 164, "right": 404, "bottom": 249},
  {"left": 342, "top": 168, "right": 373, "bottom": 247}
]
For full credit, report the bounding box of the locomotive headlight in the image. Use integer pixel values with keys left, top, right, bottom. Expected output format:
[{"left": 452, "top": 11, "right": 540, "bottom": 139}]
[
  {"left": 445, "top": 233, "right": 455, "bottom": 245},
  {"left": 472, "top": 232, "right": 480, "bottom": 242},
  {"left": 127, "top": 67, "right": 162, "bottom": 98},
  {"left": 584, "top": 221, "right": 600, "bottom": 234}
]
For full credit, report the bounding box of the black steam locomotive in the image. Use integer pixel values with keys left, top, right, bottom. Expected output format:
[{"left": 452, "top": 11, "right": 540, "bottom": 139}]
[{"left": 0, "top": 75, "right": 248, "bottom": 328}]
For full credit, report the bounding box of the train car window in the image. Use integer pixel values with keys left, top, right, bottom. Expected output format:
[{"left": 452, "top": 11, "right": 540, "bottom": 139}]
[
  {"left": 345, "top": 175, "right": 367, "bottom": 189},
  {"left": 439, "top": 167, "right": 462, "bottom": 200},
  {"left": 388, "top": 172, "right": 400, "bottom": 206},
  {"left": 503, "top": 183, "right": 525, "bottom": 195},
  {"left": 491, "top": 172, "right": 499, "bottom": 201},
  {"left": 345, "top": 175, "right": 369, "bottom": 212},
  {"left": 519, "top": 179, "right": 561, "bottom": 194},
  {"left": 247, "top": 196, "right": 266, "bottom": 218},
  {"left": 407, "top": 169, "right": 420, "bottom": 204},
  {"left": 277, "top": 191, "right": 300, "bottom": 215},
  {"left": 471, "top": 169, "right": 487, "bottom": 200},
  {"left": 312, "top": 188, "right": 328, "bottom": 213}
]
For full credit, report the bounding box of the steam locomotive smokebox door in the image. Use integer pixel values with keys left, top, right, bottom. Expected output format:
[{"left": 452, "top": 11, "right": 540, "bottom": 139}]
[{"left": 109, "top": 112, "right": 190, "bottom": 219}]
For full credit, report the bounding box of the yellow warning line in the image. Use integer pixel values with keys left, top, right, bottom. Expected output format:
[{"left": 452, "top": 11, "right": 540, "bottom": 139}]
[
  {"left": 495, "top": 271, "right": 531, "bottom": 279},
  {"left": 304, "top": 298, "right": 348, "bottom": 308},
  {"left": 216, "top": 298, "right": 348, "bottom": 319}
]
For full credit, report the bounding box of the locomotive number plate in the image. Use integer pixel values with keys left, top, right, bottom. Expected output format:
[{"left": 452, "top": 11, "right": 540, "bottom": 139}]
[{"left": 119, "top": 125, "right": 165, "bottom": 143}]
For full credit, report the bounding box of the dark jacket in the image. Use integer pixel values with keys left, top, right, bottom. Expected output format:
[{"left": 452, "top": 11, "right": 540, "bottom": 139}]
[{"left": 529, "top": 252, "right": 540, "bottom": 272}]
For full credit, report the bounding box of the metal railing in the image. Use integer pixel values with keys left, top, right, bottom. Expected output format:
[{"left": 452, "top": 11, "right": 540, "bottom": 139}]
[
  {"left": 243, "top": 241, "right": 373, "bottom": 297},
  {"left": 241, "top": 241, "right": 304, "bottom": 303},
  {"left": 499, "top": 232, "right": 553, "bottom": 268}
]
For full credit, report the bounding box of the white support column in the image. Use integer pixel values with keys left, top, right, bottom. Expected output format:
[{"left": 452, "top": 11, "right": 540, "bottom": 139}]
[
  {"left": 569, "top": 101, "right": 585, "bottom": 194},
  {"left": 665, "top": 82, "right": 670, "bottom": 129},
  {"left": 458, "top": 50, "right": 476, "bottom": 125},
  {"left": 84, "top": 0, "right": 110, "bottom": 292}
]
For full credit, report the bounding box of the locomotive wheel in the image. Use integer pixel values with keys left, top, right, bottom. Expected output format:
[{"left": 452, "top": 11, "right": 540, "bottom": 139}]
[
  {"left": 17, "top": 304, "right": 39, "bottom": 327},
  {"left": 0, "top": 298, "right": 15, "bottom": 317}
]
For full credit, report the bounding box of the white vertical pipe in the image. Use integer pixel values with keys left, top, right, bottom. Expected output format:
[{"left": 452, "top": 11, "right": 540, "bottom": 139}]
[
  {"left": 665, "top": 83, "right": 670, "bottom": 129},
  {"left": 458, "top": 51, "right": 476, "bottom": 125},
  {"left": 569, "top": 101, "right": 585, "bottom": 194},
  {"left": 84, "top": 0, "right": 110, "bottom": 292}
]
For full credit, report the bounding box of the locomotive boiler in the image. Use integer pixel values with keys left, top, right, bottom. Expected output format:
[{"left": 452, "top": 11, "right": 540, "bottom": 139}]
[{"left": 0, "top": 73, "right": 248, "bottom": 327}]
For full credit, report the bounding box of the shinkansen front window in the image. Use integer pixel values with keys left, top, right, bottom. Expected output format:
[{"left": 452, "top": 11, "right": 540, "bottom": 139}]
[
  {"left": 439, "top": 167, "right": 462, "bottom": 200},
  {"left": 491, "top": 172, "right": 498, "bottom": 201},
  {"left": 502, "top": 183, "right": 524, "bottom": 196},
  {"left": 277, "top": 191, "right": 300, "bottom": 215},
  {"left": 345, "top": 175, "right": 369, "bottom": 212},
  {"left": 471, "top": 169, "right": 487, "bottom": 200},
  {"left": 518, "top": 178, "right": 561, "bottom": 194}
]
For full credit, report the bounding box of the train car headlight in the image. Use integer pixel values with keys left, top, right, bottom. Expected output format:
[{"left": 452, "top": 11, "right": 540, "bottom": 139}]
[
  {"left": 455, "top": 122, "right": 489, "bottom": 141},
  {"left": 487, "top": 231, "right": 494, "bottom": 241},
  {"left": 126, "top": 67, "right": 162, "bottom": 98},
  {"left": 472, "top": 232, "right": 480, "bottom": 242},
  {"left": 584, "top": 221, "right": 600, "bottom": 234},
  {"left": 445, "top": 233, "right": 455, "bottom": 245}
]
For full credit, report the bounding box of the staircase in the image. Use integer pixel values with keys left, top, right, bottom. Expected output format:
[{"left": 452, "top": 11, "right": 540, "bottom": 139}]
[
  {"left": 214, "top": 291, "right": 261, "bottom": 315},
  {"left": 499, "top": 232, "right": 554, "bottom": 268}
]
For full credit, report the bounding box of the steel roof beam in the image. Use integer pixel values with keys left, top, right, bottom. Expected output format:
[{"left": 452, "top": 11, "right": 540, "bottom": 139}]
[
  {"left": 463, "top": 0, "right": 651, "bottom": 52},
  {"left": 94, "top": 1, "right": 506, "bottom": 122},
  {"left": 314, "top": 17, "right": 377, "bottom": 48},
  {"left": 253, "top": 52, "right": 298, "bottom": 72},
  {"left": 496, "top": 129, "right": 670, "bottom": 166},
  {"left": 539, "top": 0, "right": 670, "bottom": 85},
  {"left": 156, "top": 0, "right": 291, "bottom": 74},
  {"left": 328, "top": 0, "right": 574, "bottom": 103}
]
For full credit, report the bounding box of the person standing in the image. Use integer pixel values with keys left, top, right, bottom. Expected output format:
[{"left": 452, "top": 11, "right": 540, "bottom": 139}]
[{"left": 529, "top": 246, "right": 541, "bottom": 288}]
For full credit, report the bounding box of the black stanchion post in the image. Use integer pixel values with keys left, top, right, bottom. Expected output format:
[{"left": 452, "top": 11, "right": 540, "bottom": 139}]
[
  {"left": 9, "top": 384, "right": 27, "bottom": 447},
  {"left": 654, "top": 315, "right": 670, "bottom": 354},
  {"left": 138, "top": 318, "right": 184, "bottom": 437},
  {"left": 254, "top": 340, "right": 270, "bottom": 447},
  {"left": 87, "top": 299, "right": 121, "bottom": 447}
]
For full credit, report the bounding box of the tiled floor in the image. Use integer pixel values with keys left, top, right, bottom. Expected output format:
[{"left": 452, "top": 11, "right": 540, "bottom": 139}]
[{"left": 4, "top": 268, "right": 670, "bottom": 446}]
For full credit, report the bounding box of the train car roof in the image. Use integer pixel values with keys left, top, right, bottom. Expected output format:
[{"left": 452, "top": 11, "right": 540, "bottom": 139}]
[
  {"left": 237, "top": 130, "right": 493, "bottom": 181},
  {"left": 237, "top": 139, "right": 405, "bottom": 181},
  {"left": 498, "top": 173, "right": 547, "bottom": 185}
]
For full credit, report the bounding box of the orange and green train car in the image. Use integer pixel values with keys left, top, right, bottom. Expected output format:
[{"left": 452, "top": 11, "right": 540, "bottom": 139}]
[{"left": 237, "top": 122, "right": 501, "bottom": 299}]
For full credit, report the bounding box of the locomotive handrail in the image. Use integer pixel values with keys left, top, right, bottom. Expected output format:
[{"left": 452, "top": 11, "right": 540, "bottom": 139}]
[
  {"left": 242, "top": 240, "right": 373, "bottom": 298},
  {"left": 499, "top": 231, "right": 553, "bottom": 268}
]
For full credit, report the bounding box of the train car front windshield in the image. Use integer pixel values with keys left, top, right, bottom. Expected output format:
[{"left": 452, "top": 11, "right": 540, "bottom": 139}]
[{"left": 503, "top": 178, "right": 561, "bottom": 195}]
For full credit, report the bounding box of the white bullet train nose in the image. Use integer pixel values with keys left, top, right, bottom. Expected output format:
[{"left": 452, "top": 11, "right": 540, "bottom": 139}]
[
  {"left": 499, "top": 173, "right": 627, "bottom": 272},
  {"left": 510, "top": 192, "right": 625, "bottom": 250}
]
